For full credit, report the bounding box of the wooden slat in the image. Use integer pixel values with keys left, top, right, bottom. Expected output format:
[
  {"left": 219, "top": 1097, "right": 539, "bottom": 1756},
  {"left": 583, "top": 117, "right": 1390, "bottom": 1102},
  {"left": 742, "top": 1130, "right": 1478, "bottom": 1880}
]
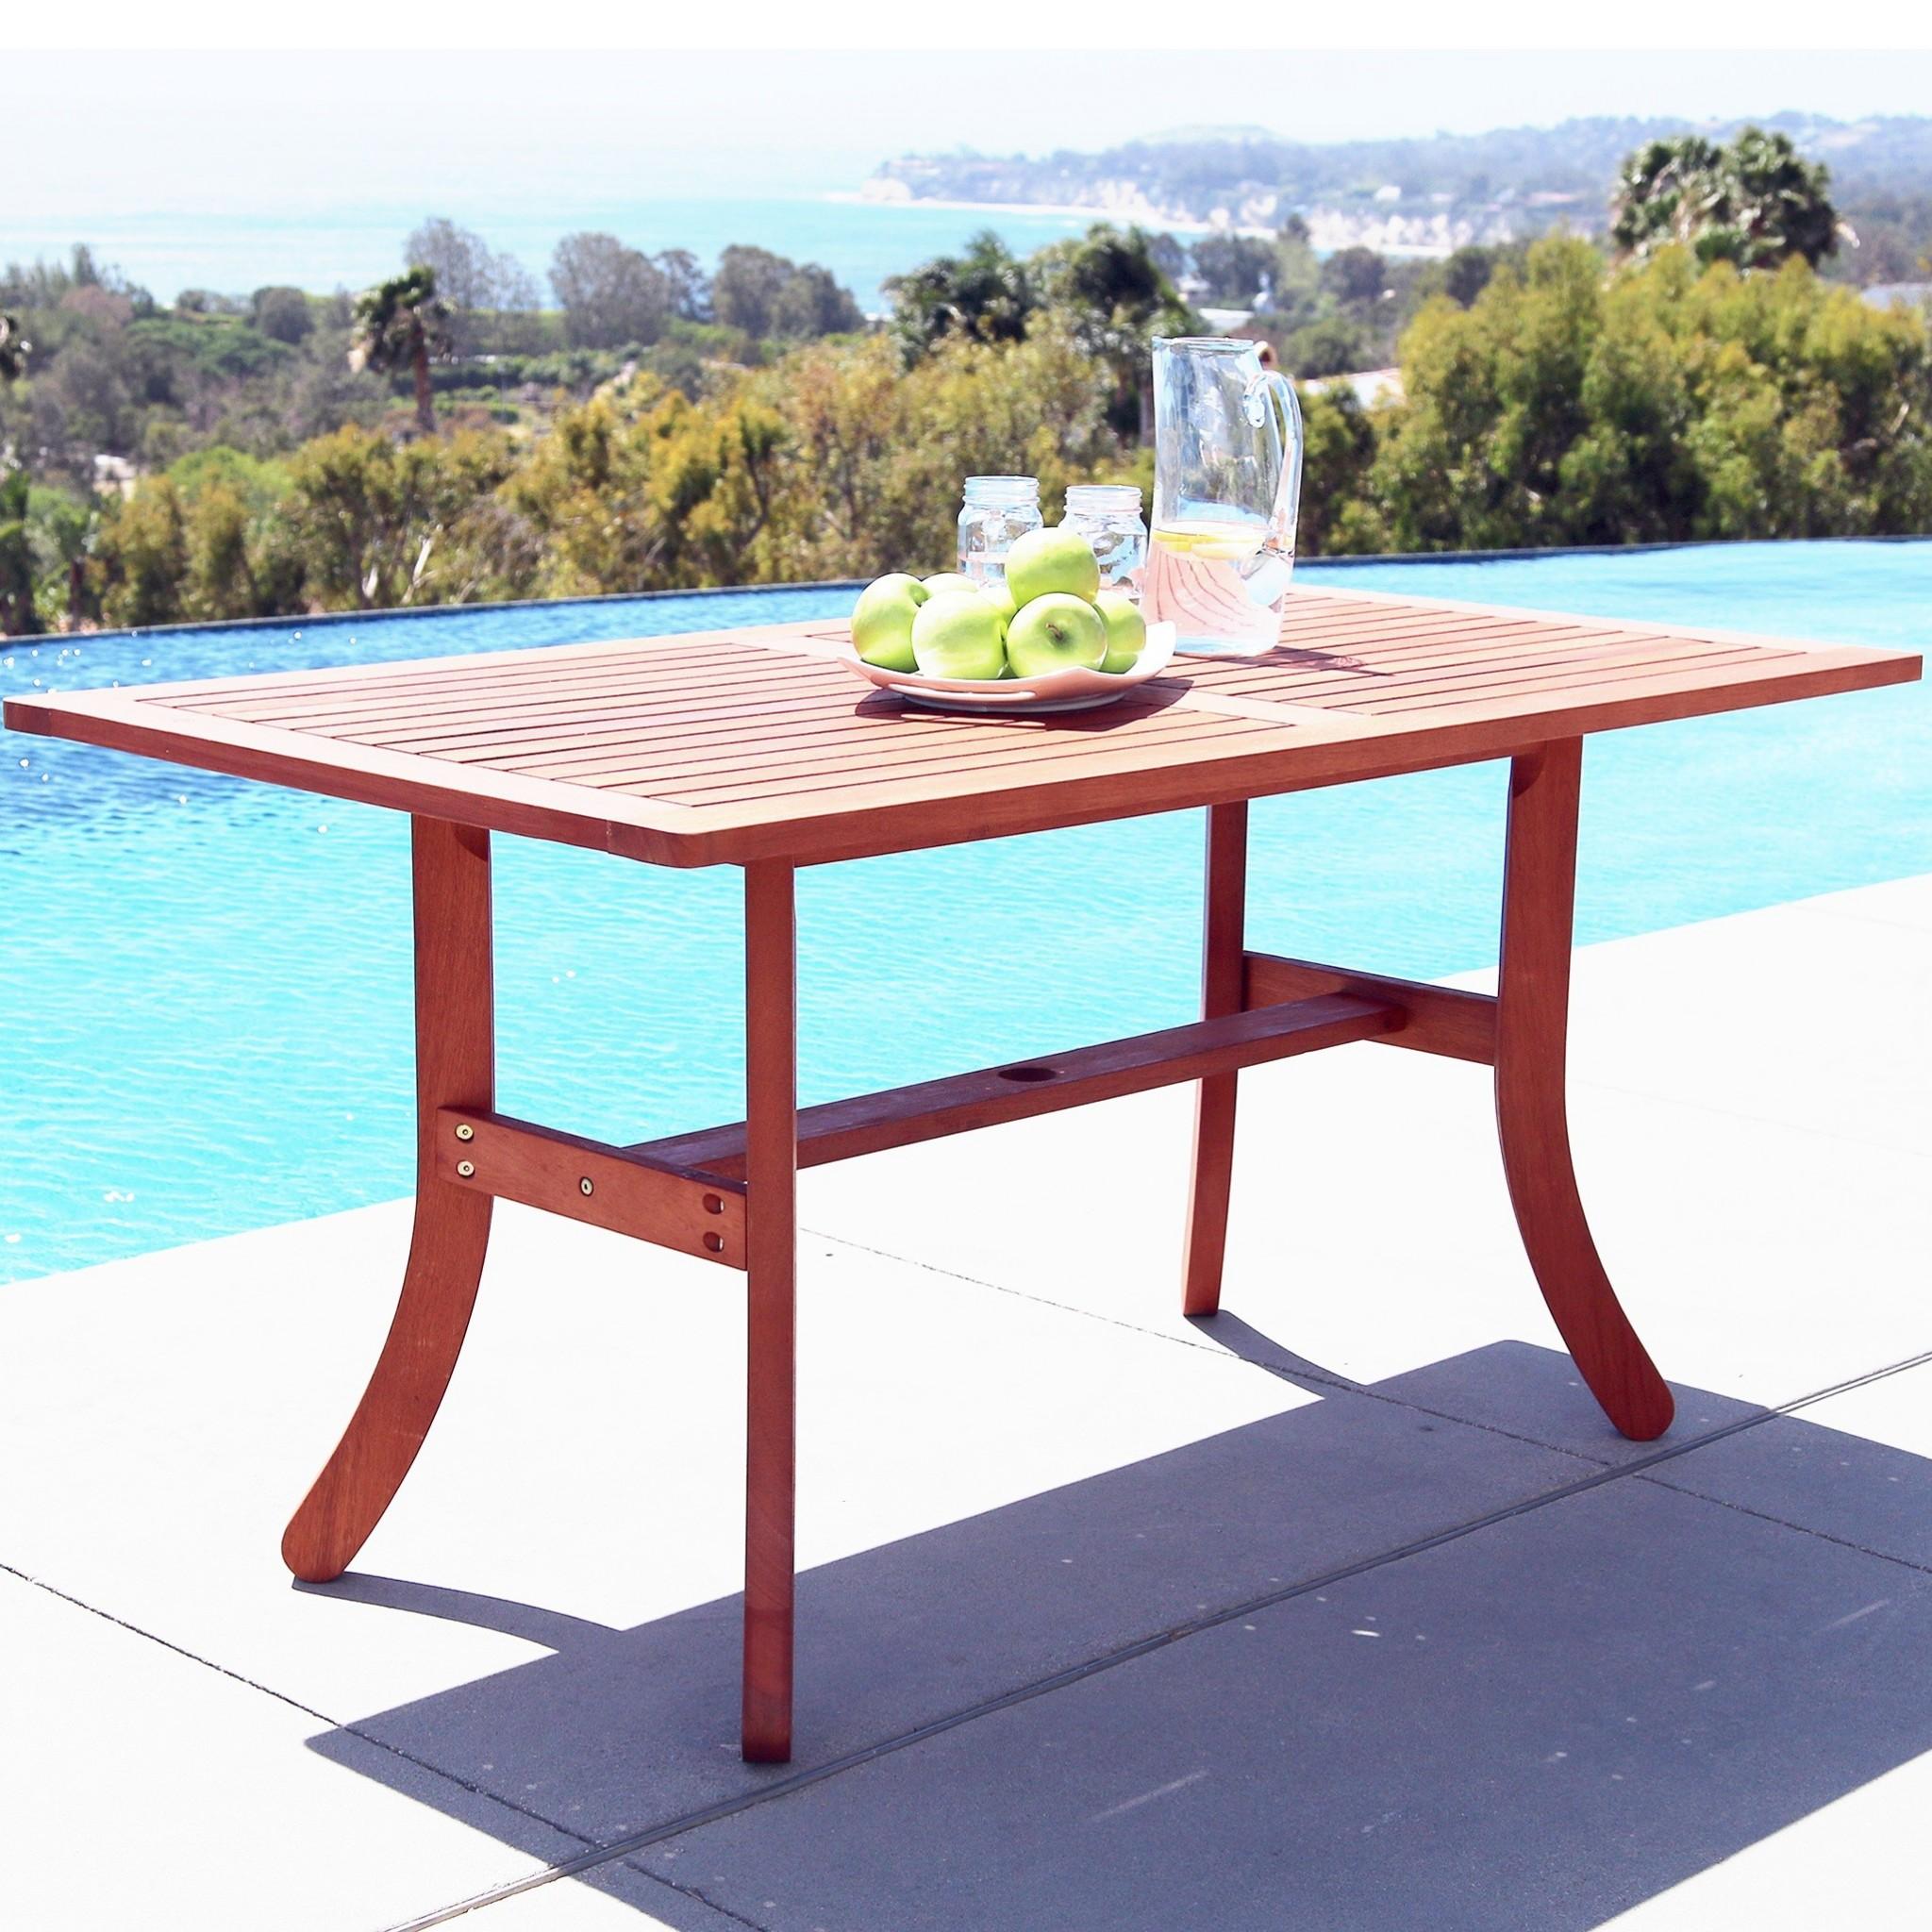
[
  {"left": 493, "top": 704, "right": 1039, "bottom": 779},
  {"left": 554, "top": 702, "right": 1225, "bottom": 797},
  {"left": 1192, "top": 626, "right": 1651, "bottom": 696},
  {"left": 175, "top": 639, "right": 783, "bottom": 719},
  {"left": 1187, "top": 622, "right": 1634, "bottom": 690},
  {"left": 645, "top": 713, "right": 1294, "bottom": 808},
  {"left": 1336, "top": 642, "right": 1794, "bottom": 713},
  {"left": 434, "top": 1108, "right": 746, "bottom": 1266},
  {"left": 633, "top": 991, "right": 1402, "bottom": 1178},
  {"left": 401, "top": 686, "right": 871, "bottom": 759},
  {"left": 1243, "top": 951, "right": 1497, "bottom": 1062},
  {"left": 239, "top": 654, "right": 843, "bottom": 737}
]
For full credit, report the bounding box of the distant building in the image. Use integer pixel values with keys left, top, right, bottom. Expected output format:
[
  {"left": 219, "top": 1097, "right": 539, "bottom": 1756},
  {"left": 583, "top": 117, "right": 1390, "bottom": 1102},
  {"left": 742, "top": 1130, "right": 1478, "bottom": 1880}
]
[
  {"left": 1300, "top": 367, "right": 1407, "bottom": 408},
  {"left": 1860, "top": 282, "right": 1932, "bottom": 311},
  {"left": 92, "top": 454, "right": 137, "bottom": 497}
]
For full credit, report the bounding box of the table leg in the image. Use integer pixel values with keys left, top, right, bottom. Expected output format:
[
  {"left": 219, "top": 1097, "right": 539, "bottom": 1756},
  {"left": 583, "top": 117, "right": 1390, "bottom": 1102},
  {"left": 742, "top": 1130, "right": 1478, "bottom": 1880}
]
[
  {"left": 1182, "top": 801, "right": 1249, "bottom": 1316},
  {"left": 282, "top": 817, "right": 496, "bottom": 1582},
  {"left": 1495, "top": 742, "right": 1674, "bottom": 1441},
  {"left": 741, "top": 859, "right": 798, "bottom": 1762}
]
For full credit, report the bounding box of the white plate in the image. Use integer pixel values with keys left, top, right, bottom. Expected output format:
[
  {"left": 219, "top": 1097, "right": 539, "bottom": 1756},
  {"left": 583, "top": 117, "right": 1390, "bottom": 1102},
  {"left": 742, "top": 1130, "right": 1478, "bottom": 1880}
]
[{"left": 840, "top": 622, "right": 1177, "bottom": 714}]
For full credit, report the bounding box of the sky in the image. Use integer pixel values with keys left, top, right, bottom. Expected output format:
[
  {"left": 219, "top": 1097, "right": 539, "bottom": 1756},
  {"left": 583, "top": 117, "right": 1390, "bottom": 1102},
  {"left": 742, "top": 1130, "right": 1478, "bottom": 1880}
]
[{"left": 13, "top": 48, "right": 1932, "bottom": 224}]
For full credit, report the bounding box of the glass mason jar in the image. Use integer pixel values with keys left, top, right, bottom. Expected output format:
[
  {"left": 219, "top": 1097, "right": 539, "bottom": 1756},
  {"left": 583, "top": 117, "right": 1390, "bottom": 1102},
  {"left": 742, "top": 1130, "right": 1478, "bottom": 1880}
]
[
  {"left": 957, "top": 475, "right": 1042, "bottom": 586},
  {"left": 1061, "top": 483, "right": 1149, "bottom": 600}
]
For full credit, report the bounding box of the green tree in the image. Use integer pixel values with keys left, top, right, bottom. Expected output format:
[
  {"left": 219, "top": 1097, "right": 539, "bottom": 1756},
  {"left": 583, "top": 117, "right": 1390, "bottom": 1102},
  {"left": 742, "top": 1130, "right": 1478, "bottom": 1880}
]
[
  {"left": 1282, "top": 313, "right": 1373, "bottom": 378},
  {"left": 887, "top": 230, "right": 1038, "bottom": 358},
  {"left": 1612, "top": 126, "right": 1840, "bottom": 271},
  {"left": 1288, "top": 384, "right": 1386, "bottom": 555},
  {"left": 1191, "top": 233, "right": 1277, "bottom": 306},
  {"left": 549, "top": 232, "right": 669, "bottom": 349},
  {"left": 349, "top": 266, "right": 451, "bottom": 434},
  {"left": 27, "top": 485, "right": 96, "bottom": 628},
  {"left": 1321, "top": 246, "right": 1388, "bottom": 306},
  {"left": 0, "top": 311, "right": 28, "bottom": 382},
  {"left": 1032, "top": 225, "right": 1197, "bottom": 437},
  {"left": 97, "top": 475, "right": 189, "bottom": 627},
  {"left": 281, "top": 424, "right": 519, "bottom": 608},
  {"left": 654, "top": 249, "right": 710, "bottom": 322},
  {"left": 250, "top": 286, "right": 314, "bottom": 345},
  {"left": 407, "top": 218, "right": 541, "bottom": 354},
  {"left": 713, "top": 246, "right": 863, "bottom": 341},
  {"left": 0, "top": 468, "right": 35, "bottom": 634},
  {"left": 1372, "top": 235, "right": 1932, "bottom": 551}
]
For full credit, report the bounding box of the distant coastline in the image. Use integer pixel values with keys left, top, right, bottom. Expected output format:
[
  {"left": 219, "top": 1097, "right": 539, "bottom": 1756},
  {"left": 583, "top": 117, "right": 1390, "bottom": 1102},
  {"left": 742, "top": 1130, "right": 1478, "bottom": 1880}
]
[
  {"left": 826, "top": 188, "right": 1460, "bottom": 258},
  {"left": 822, "top": 188, "right": 1249, "bottom": 238}
]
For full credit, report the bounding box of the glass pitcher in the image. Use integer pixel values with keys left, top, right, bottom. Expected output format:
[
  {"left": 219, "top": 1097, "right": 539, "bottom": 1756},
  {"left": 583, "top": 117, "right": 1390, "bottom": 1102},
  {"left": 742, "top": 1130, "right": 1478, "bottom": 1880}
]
[{"left": 1144, "top": 336, "right": 1304, "bottom": 656}]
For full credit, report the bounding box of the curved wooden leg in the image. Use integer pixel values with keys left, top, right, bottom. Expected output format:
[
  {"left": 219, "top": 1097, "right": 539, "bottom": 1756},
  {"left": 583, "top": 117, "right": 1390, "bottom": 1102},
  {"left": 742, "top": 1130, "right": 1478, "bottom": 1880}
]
[
  {"left": 282, "top": 817, "right": 495, "bottom": 1583},
  {"left": 1495, "top": 743, "right": 1674, "bottom": 1441},
  {"left": 1183, "top": 802, "right": 1248, "bottom": 1317}
]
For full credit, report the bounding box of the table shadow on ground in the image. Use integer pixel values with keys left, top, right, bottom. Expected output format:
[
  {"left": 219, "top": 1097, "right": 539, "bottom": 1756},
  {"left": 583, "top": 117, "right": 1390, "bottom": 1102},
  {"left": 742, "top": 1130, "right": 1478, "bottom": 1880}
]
[{"left": 304, "top": 1340, "right": 1932, "bottom": 1930}]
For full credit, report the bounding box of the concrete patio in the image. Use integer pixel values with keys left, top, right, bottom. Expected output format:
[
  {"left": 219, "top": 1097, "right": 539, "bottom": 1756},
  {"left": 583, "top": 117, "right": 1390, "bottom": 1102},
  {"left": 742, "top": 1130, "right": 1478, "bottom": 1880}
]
[{"left": 3, "top": 873, "right": 1928, "bottom": 1931}]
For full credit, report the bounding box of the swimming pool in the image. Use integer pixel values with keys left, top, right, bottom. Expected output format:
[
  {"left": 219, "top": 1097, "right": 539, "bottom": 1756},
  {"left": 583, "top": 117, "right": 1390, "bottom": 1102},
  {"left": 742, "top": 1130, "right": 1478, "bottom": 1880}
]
[{"left": 4, "top": 541, "right": 1926, "bottom": 1283}]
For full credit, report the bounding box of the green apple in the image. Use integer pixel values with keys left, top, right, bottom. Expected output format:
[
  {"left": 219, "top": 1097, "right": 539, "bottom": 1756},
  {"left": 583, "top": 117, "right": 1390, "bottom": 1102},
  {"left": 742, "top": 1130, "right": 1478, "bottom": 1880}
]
[
  {"left": 982, "top": 578, "right": 1019, "bottom": 627},
  {"left": 1004, "top": 525, "right": 1100, "bottom": 607},
  {"left": 1005, "top": 592, "right": 1108, "bottom": 677},
  {"left": 852, "top": 573, "right": 929, "bottom": 671},
  {"left": 921, "top": 572, "right": 979, "bottom": 600},
  {"left": 1094, "top": 591, "right": 1147, "bottom": 674},
  {"left": 912, "top": 591, "right": 1008, "bottom": 680}
]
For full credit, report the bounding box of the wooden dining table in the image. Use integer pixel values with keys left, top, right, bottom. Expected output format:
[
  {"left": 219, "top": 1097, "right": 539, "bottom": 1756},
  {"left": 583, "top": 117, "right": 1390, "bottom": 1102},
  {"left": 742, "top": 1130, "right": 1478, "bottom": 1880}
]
[{"left": 7, "top": 582, "right": 1918, "bottom": 1764}]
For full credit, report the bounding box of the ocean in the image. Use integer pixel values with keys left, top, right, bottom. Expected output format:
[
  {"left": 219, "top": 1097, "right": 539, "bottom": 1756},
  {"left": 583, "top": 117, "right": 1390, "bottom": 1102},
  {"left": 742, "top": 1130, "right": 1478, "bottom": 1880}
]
[{"left": 1, "top": 198, "right": 1121, "bottom": 314}]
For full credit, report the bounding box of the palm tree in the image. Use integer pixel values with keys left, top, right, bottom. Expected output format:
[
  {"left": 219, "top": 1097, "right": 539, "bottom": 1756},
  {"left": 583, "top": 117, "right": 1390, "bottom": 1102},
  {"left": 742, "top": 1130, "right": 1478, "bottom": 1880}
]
[
  {"left": 1612, "top": 128, "right": 1840, "bottom": 272},
  {"left": 0, "top": 311, "right": 29, "bottom": 383},
  {"left": 349, "top": 267, "right": 449, "bottom": 435}
]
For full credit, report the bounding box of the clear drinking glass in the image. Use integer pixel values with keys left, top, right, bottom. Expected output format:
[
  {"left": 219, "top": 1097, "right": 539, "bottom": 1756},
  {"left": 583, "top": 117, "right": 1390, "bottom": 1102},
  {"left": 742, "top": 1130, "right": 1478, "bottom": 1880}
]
[
  {"left": 957, "top": 475, "right": 1042, "bottom": 586},
  {"left": 1144, "top": 337, "right": 1304, "bottom": 656}
]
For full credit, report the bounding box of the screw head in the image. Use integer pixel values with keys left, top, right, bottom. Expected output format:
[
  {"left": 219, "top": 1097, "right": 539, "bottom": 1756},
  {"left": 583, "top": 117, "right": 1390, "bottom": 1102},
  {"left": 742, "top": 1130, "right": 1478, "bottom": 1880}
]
[
  {"left": 455, "top": 1123, "right": 475, "bottom": 1142},
  {"left": 579, "top": 1176, "right": 594, "bottom": 1197},
  {"left": 456, "top": 1159, "right": 475, "bottom": 1179}
]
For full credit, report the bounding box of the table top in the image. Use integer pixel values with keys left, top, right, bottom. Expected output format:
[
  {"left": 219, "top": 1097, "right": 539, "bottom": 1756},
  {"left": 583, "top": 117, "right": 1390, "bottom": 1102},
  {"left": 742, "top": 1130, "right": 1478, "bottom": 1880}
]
[{"left": 8, "top": 585, "right": 1918, "bottom": 868}]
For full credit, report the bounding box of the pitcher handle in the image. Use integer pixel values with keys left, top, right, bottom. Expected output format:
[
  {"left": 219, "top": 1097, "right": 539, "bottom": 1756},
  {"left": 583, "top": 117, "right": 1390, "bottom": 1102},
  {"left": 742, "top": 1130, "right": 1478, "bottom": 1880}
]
[{"left": 1244, "top": 369, "right": 1305, "bottom": 558}]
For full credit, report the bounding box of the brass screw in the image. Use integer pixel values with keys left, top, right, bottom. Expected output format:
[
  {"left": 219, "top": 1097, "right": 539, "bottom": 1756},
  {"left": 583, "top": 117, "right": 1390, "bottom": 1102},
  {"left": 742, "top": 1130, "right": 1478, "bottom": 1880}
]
[
  {"left": 579, "top": 1177, "right": 594, "bottom": 1197},
  {"left": 456, "top": 1159, "right": 475, "bottom": 1178},
  {"left": 455, "top": 1123, "right": 475, "bottom": 1142}
]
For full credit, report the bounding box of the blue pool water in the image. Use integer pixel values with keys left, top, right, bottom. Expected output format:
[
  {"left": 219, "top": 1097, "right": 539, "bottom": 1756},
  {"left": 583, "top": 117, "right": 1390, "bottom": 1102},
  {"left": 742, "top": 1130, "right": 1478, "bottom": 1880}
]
[{"left": 3, "top": 541, "right": 1926, "bottom": 1283}]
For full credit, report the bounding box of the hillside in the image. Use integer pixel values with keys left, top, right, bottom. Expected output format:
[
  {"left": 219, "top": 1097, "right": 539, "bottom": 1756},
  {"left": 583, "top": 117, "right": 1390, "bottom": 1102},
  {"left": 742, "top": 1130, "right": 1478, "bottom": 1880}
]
[{"left": 864, "top": 114, "right": 1932, "bottom": 266}]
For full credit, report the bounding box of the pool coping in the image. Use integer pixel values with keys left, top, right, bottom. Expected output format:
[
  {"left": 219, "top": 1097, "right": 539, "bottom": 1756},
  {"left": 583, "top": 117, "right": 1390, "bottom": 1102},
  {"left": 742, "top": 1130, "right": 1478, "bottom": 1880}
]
[{"left": 12, "top": 535, "right": 1929, "bottom": 652}]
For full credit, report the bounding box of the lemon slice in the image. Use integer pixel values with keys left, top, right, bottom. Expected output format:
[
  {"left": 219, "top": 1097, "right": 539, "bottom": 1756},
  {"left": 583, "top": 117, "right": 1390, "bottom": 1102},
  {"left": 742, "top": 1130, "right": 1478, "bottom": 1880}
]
[{"left": 1151, "top": 519, "right": 1269, "bottom": 563}]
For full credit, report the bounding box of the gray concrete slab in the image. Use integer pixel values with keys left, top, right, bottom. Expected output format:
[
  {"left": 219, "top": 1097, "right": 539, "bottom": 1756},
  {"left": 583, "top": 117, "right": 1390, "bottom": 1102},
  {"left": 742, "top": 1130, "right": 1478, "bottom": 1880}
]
[
  {"left": 1638, "top": 1358, "right": 1932, "bottom": 1573},
  {"left": 311, "top": 1352, "right": 1584, "bottom": 1842},
  {"left": 0, "top": 1568, "right": 580, "bottom": 1932},
  {"left": 628, "top": 1478, "right": 1932, "bottom": 1932}
]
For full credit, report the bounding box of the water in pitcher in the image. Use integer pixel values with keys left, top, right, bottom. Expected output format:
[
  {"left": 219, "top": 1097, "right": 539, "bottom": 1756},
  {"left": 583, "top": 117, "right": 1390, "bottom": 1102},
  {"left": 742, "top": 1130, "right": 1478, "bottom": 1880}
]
[{"left": 1144, "top": 515, "right": 1296, "bottom": 655}]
